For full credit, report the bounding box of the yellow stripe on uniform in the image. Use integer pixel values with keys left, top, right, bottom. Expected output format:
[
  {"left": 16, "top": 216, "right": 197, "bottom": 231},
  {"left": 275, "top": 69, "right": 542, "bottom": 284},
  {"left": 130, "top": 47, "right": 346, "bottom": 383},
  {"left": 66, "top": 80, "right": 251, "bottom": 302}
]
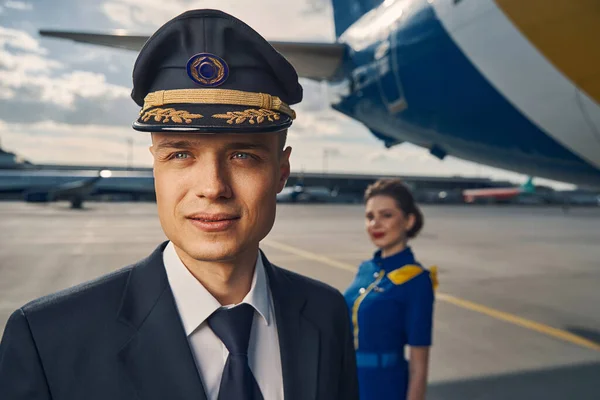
[
  {"left": 387, "top": 265, "right": 424, "bottom": 285},
  {"left": 261, "top": 240, "right": 600, "bottom": 352},
  {"left": 351, "top": 269, "right": 385, "bottom": 350},
  {"left": 495, "top": 0, "right": 600, "bottom": 104}
]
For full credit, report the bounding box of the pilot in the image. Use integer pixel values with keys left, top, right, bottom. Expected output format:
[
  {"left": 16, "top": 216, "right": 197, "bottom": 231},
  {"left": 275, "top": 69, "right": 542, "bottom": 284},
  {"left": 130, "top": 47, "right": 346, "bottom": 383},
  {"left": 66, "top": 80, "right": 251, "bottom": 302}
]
[
  {"left": 343, "top": 178, "right": 437, "bottom": 400},
  {"left": 0, "top": 9, "right": 359, "bottom": 400}
]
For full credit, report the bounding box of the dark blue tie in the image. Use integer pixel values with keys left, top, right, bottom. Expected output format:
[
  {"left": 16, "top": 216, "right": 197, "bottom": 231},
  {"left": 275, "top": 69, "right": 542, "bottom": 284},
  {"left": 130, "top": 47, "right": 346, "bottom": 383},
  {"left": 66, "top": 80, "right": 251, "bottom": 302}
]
[{"left": 207, "top": 303, "right": 264, "bottom": 400}]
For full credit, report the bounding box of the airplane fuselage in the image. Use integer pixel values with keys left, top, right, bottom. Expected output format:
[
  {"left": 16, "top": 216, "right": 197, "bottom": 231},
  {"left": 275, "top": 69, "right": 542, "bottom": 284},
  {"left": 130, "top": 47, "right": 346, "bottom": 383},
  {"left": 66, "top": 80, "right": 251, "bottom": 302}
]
[{"left": 332, "top": 0, "right": 600, "bottom": 188}]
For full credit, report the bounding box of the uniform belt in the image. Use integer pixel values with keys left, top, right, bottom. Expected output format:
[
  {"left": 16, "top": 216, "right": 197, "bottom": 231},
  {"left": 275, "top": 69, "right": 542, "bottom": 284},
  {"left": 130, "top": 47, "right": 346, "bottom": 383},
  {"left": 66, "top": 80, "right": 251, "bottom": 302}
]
[{"left": 355, "top": 351, "right": 406, "bottom": 368}]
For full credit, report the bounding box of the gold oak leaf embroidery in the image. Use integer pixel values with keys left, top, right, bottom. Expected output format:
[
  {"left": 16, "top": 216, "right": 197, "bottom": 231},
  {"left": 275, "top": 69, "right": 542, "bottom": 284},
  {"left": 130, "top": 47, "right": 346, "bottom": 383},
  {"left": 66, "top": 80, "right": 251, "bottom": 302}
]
[
  {"left": 141, "top": 108, "right": 203, "bottom": 124},
  {"left": 212, "top": 109, "right": 281, "bottom": 125}
]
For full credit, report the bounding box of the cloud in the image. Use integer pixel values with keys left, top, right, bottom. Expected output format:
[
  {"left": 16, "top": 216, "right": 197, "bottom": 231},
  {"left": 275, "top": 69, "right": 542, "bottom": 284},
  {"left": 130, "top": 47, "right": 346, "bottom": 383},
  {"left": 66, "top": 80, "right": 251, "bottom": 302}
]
[
  {"left": 367, "top": 150, "right": 390, "bottom": 163},
  {"left": 0, "top": 50, "right": 62, "bottom": 72},
  {"left": 101, "top": 0, "right": 335, "bottom": 41},
  {"left": 285, "top": 132, "right": 442, "bottom": 176},
  {"left": 367, "top": 146, "right": 441, "bottom": 164},
  {"left": 0, "top": 26, "right": 46, "bottom": 53},
  {"left": 302, "top": 0, "right": 330, "bottom": 15},
  {"left": 4, "top": 1, "right": 32, "bottom": 11},
  {"left": 292, "top": 111, "right": 345, "bottom": 138},
  {"left": 0, "top": 120, "right": 152, "bottom": 166},
  {"left": 0, "top": 87, "right": 15, "bottom": 99},
  {"left": 0, "top": 27, "right": 135, "bottom": 125}
]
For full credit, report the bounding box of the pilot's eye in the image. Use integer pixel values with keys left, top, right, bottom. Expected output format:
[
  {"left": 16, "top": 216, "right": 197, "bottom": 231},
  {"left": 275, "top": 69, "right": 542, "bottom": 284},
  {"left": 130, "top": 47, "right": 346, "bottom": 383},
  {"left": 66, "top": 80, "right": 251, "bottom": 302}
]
[
  {"left": 233, "top": 152, "right": 250, "bottom": 159},
  {"left": 174, "top": 152, "right": 189, "bottom": 159}
]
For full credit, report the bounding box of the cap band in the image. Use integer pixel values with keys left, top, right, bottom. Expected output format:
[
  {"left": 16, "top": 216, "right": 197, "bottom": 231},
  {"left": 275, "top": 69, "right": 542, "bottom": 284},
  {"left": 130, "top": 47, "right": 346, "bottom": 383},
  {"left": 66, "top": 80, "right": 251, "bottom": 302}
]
[{"left": 141, "top": 88, "right": 296, "bottom": 119}]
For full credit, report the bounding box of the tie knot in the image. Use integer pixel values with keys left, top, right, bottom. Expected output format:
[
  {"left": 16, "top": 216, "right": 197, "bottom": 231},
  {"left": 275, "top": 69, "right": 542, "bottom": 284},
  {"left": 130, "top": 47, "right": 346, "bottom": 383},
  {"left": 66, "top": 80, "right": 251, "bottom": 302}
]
[{"left": 208, "top": 303, "right": 255, "bottom": 355}]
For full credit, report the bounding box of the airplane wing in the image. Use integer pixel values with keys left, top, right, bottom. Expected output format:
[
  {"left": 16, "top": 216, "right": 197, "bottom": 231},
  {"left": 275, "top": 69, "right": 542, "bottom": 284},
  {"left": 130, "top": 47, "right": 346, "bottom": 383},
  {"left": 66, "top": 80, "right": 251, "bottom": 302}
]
[
  {"left": 38, "top": 30, "right": 147, "bottom": 51},
  {"left": 22, "top": 170, "right": 111, "bottom": 208},
  {"left": 38, "top": 30, "right": 347, "bottom": 80},
  {"left": 269, "top": 41, "right": 346, "bottom": 80}
]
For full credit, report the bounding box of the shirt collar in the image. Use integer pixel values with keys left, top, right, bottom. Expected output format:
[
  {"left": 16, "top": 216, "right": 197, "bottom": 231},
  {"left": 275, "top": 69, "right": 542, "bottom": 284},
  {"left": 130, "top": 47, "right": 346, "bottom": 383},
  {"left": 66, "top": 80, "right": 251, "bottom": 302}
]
[
  {"left": 162, "top": 241, "right": 271, "bottom": 336},
  {"left": 373, "top": 246, "right": 417, "bottom": 272}
]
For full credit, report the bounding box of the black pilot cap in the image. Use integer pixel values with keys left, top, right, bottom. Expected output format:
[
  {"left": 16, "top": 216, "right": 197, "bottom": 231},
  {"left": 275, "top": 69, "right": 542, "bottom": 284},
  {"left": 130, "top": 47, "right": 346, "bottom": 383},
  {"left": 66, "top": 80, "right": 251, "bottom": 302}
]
[{"left": 131, "top": 9, "right": 303, "bottom": 133}]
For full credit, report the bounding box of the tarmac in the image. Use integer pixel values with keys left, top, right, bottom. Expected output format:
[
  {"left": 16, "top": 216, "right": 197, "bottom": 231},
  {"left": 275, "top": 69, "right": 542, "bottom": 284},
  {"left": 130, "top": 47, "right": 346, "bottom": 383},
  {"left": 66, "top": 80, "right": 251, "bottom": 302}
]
[{"left": 1, "top": 201, "right": 599, "bottom": 399}]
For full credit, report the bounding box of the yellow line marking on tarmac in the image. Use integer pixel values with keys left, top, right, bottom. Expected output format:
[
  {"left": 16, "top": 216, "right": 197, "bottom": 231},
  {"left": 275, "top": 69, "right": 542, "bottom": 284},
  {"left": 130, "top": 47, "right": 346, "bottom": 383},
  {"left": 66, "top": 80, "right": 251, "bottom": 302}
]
[
  {"left": 262, "top": 239, "right": 356, "bottom": 272},
  {"left": 261, "top": 239, "right": 600, "bottom": 352},
  {"left": 436, "top": 293, "right": 600, "bottom": 352}
]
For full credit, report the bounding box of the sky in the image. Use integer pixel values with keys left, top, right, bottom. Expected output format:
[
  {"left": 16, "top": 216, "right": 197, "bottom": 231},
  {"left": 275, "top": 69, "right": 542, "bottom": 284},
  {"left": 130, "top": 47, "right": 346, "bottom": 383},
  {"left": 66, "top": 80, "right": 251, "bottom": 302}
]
[{"left": 0, "top": 0, "right": 575, "bottom": 188}]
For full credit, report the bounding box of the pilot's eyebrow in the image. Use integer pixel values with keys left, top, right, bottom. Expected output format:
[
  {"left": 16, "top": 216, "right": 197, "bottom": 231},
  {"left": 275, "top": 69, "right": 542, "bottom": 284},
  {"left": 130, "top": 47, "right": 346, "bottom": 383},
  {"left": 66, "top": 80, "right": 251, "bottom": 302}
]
[
  {"left": 223, "top": 142, "right": 272, "bottom": 152},
  {"left": 154, "top": 139, "right": 273, "bottom": 153},
  {"left": 154, "top": 140, "right": 198, "bottom": 150}
]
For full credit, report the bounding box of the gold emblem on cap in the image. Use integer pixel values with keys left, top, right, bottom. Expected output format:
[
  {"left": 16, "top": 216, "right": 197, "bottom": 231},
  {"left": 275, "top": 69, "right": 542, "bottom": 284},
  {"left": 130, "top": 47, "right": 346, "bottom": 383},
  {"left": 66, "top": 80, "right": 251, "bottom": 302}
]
[
  {"left": 187, "top": 54, "right": 228, "bottom": 87},
  {"left": 141, "top": 108, "right": 203, "bottom": 124},
  {"left": 212, "top": 109, "right": 281, "bottom": 125}
]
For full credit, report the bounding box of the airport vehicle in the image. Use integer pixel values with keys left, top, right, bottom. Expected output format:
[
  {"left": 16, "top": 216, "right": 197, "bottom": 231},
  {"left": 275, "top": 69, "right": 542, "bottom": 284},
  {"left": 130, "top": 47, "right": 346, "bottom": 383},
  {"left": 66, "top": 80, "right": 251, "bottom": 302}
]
[{"left": 39, "top": 0, "right": 600, "bottom": 188}]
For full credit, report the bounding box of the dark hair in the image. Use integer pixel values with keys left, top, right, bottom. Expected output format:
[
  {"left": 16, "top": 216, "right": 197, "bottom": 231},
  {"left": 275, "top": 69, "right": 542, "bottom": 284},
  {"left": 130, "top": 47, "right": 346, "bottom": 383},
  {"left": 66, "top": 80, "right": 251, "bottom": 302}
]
[{"left": 364, "top": 178, "right": 424, "bottom": 238}]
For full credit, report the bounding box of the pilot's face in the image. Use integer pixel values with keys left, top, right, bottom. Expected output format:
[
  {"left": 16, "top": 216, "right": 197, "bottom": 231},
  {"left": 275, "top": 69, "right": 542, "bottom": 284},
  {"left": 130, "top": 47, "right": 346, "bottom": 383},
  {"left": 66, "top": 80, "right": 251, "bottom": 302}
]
[
  {"left": 150, "top": 131, "right": 291, "bottom": 263},
  {"left": 365, "top": 195, "right": 415, "bottom": 251}
]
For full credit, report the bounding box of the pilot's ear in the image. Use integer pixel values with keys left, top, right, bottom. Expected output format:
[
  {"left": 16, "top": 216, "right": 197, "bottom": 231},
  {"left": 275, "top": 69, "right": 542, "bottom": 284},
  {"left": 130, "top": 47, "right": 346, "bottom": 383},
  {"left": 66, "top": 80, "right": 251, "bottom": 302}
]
[{"left": 278, "top": 147, "right": 292, "bottom": 192}]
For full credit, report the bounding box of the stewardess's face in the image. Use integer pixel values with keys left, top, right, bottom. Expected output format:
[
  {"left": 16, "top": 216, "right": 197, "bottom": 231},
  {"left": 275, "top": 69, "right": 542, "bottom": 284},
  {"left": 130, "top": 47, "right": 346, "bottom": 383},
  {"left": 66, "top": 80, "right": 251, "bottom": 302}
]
[{"left": 365, "top": 195, "right": 414, "bottom": 251}]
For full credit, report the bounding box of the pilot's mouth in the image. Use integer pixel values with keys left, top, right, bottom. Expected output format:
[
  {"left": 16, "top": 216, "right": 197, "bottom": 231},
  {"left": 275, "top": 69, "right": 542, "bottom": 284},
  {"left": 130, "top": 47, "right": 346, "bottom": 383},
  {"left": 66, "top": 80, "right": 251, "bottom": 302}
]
[
  {"left": 186, "top": 214, "right": 241, "bottom": 232},
  {"left": 188, "top": 216, "right": 239, "bottom": 222}
]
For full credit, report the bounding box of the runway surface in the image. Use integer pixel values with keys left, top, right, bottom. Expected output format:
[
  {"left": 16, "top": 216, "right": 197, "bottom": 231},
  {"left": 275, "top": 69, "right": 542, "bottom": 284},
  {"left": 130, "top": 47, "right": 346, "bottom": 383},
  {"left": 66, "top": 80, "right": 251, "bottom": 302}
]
[{"left": 1, "top": 201, "right": 599, "bottom": 399}]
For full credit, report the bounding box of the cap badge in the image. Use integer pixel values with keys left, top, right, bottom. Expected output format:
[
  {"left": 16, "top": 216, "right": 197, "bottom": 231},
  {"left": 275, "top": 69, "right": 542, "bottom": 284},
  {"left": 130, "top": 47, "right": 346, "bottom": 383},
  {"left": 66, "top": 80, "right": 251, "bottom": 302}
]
[{"left": 186, "top": 53, "right": 228, "bottom": 87}]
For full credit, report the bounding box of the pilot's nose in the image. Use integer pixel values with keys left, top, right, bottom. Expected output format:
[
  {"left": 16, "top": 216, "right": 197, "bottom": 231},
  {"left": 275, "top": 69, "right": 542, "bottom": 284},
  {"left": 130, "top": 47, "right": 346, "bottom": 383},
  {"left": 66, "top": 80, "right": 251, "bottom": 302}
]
[{"left": 191, "top": 157, "right": 232, "bottom": 200}]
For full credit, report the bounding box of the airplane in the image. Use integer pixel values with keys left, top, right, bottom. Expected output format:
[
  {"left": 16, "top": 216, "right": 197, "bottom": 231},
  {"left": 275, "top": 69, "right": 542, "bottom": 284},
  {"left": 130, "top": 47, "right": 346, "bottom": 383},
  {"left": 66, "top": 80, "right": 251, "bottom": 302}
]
[
  {"left": 0, "top": 169, "right": 155, "bottom": 209},
  {"left": 462, "top": 176, "right": 535, "bottom": 204},
  {"left": 38, "top": 0, "right": 600, "bottom": 189}
]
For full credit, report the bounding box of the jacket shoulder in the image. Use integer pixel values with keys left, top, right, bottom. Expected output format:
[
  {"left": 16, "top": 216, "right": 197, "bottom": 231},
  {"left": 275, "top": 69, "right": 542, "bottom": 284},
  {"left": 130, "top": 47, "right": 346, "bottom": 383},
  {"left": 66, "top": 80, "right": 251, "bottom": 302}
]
[
  {"left": 20, "top": 264, "right": 134, "bottom": 318},
  {"left": 273, "top": 265, "right": 344, "bottom": 303}
]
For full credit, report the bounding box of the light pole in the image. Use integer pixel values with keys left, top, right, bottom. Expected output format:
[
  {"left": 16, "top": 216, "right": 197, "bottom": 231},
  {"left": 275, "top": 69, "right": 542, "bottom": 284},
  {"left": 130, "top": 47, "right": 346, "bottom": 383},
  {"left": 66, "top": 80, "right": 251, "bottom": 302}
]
[
  {"left": 322, "top": 147, "right": 339, "bottom": 175},
  {"left": 127, "top": 138, "right": 133, "bottom": 170}
]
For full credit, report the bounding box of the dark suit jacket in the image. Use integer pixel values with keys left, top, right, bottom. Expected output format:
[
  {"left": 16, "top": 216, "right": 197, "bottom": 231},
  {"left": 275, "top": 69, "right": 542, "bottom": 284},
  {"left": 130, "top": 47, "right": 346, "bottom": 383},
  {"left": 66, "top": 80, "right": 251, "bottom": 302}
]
[{"left": 0, "top": 242, "right": 359, "bottom": 400}]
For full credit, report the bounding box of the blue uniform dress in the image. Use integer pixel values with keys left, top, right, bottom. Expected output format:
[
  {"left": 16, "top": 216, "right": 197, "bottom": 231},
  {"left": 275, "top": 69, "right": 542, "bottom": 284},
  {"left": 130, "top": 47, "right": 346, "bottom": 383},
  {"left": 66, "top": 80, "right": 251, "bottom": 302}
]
[{"left": 343, "top": 247, "right": 436, "bottom": 400}]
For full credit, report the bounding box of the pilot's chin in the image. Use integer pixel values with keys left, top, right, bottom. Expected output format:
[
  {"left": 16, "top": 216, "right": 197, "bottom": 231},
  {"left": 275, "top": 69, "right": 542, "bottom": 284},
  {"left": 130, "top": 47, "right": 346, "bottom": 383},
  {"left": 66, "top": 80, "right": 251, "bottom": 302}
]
[{"left": 183, "top": 242, "right": 241, "bottom": 264}]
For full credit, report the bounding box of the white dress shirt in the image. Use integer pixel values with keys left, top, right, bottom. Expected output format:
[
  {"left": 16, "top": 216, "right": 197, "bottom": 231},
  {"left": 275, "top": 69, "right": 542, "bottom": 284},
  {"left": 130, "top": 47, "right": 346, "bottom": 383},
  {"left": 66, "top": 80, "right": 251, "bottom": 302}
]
[{"left": 163, "top": 241, "right": 284, "bottom": 400}]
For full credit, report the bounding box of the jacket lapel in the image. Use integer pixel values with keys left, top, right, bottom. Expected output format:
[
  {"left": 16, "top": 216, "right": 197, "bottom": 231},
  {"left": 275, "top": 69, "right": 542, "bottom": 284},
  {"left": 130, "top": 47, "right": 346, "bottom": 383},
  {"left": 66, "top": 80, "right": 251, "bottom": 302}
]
[
  {"left": 262, "top": 251, "right": 320, "bottom": 400},
  {"left": 117, "top": 242, "right": 207, "bottom": 400}
]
